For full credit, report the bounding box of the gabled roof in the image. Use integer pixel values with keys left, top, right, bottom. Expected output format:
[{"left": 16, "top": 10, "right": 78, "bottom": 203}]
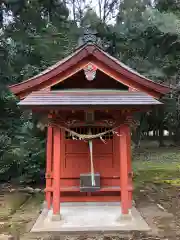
[
  {"left": 18, "top": 90, "right": 162, "bottom": 108},
  {"left": 9, "top": 43, "right": 170, "bottom": 99}
]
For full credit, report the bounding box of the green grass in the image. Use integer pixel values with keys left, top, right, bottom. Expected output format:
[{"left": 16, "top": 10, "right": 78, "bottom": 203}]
[
  {"left": 0, "top": 193, "right": 44, "bottom": 236},
  {"left": 132, "top": 145, "right": 180, "bottom": 189},
  {"left": 0, "top": 192, "right": 30, "bottom": 221},
  {"left": 8, "top": 193, "right": 44, "bottom": 236}
]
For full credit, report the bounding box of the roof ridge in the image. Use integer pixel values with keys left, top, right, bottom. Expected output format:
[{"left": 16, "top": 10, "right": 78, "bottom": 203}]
[{"left": 9, "top": 43, "right": 170, "bottom": 98}]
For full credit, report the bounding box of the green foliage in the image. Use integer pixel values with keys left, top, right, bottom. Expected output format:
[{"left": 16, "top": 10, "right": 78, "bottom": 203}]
[
  {"left": 0, "top": 109, "right": 46, "bottom": 183},
  {"left": 0, "top": 0, "right": 74, "bottom": 184},
  {"left": 1, "top": 0, "right": 180, "bottom": 184}
]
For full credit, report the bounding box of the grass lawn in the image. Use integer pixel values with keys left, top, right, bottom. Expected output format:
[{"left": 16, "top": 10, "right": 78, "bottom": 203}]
[{"left": 133, "top": 142, "right": 180, "bottom": 189}]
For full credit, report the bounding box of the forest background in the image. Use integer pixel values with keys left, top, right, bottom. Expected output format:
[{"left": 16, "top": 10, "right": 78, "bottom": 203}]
[{"left": 0, "top": 0, "right": 179, "bottom": 184}]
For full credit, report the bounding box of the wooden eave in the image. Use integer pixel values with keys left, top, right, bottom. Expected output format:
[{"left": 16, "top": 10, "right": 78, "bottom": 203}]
[{"left": 9, "top": 43, "right": 171, "bottom": 99}]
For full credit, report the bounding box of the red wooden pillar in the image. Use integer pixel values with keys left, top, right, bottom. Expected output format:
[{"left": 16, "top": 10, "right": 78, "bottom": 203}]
[
  {"left": 52, "top": 125, "right": 61, "bottom": 218},
  {"left": 45, "top": 126, "right": 53, "bottom": 209},
  {"left": 119, "top": 124, "right": 130, "bottom": 215},
  {"left": 126, "top": 124, "right": 132, "bottom": 209}
]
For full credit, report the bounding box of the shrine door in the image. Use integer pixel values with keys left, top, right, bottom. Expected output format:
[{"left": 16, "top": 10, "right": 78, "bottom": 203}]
[{"left": 60, "top": 127, "right": 120, "bottom": 199}]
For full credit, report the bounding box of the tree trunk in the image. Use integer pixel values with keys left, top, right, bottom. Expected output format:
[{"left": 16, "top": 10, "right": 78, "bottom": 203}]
[
  {"left": 158, "top": 124, "right": 165, "bottom": 147},
  {"left": 134, "top": 127, "right": 142, "bottom": 148},
  {"left": 173, "top": 125, "right": 180, "bottom": 144}
]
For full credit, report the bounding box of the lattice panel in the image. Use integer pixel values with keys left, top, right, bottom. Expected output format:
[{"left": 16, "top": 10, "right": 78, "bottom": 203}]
[{"left": 65, "top": 127, "right": 113, "bottom": 140}]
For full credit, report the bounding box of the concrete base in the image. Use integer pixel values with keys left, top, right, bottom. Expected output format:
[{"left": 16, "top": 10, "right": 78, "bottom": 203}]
[
  {"left": 31, "top": 202, "right": 150, "bottom": 234},
  {"left": 51, "top": 214, "right": 62, "bottom": 221},
  {"left": 117, "top": 211, "right": 133, "bottom": 222}
]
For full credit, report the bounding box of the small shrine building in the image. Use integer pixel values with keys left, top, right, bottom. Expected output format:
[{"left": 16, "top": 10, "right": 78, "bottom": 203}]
[{"left": 9, "top": 32, "right": 170, "bottom": 221}]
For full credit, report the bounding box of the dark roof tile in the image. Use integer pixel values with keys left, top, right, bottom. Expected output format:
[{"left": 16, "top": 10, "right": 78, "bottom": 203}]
[{"left": 18, "top": 90, "right": 162, "bottom": 107}]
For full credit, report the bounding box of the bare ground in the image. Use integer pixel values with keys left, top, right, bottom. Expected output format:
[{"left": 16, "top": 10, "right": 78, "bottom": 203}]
[
  {"left": 1, "top": 143, "right": 180, "bottom": 239},
  {"left": 0, "top": 183, "right": 179, "bottom": 240}
]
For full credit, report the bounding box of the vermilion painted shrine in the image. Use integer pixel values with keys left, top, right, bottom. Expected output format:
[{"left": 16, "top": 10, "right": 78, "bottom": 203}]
[{"left": 9, "top": 31, "right": 170, "bottom": 221}]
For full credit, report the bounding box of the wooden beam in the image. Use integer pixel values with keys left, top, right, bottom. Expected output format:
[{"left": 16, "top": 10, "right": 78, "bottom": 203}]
[
  {"left": 44, "top": 185, "right": 133, "bottom": 192},
  {"left": 56, "top": 196, "right": 122, "bottom": 202},
  {"left": 119, "top": 124, "right": 130, "bottom": 215},
  {"left": 52, "top": 126, "right": 61, "bottom": 216},
  {"left": 126, "top": 124, "right": 133, "bottom": 209},
  {"left": 45, "top": 126, "right": 53, "bottom": 209}
]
